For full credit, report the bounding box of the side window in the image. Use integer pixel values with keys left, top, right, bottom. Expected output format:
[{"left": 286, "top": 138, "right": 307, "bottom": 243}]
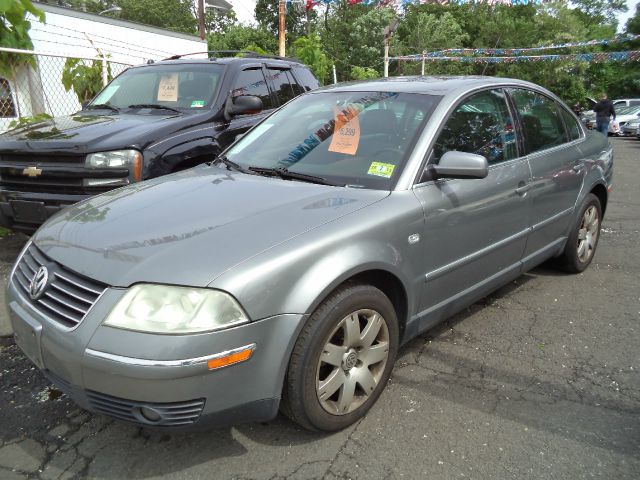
[
  {"left": 285, "top": 70, "right": 304, "bottom": 96},
  {"left": 559, "top": 106, "right": 582, "bottom": 141},
  {"left": 232, "top": 69, "right": 273, "bottom": 110},
  {"left": 1, "top": 78, "right": 17, "bottom": 117},
  {"left": 509, "top": 89, "right": 568, "bottom": 154},
  {"left": 629, "top": 100, "right": 640, "bottom": 106},
  {"left": 268, "top": 68, "right": 296, "bottom": 105},
  {"left": 433, "top": 89, "right": 517, "bottom": 165},
  {"left": 292, "top": 66, "right": 320, "bottom": 91}
]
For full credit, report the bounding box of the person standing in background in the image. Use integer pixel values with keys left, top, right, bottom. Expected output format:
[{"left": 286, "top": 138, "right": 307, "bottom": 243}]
[{"left": 593, "top": 93, "right": 616, "bottom": 136}]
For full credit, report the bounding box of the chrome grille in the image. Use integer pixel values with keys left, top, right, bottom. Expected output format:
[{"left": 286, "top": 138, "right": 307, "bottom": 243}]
[
  {"left": 86, "top": 390, "right": 206, "bottom": 426},
  {"left": 12, "top": 244, "right": 107, "bottom": 328}
]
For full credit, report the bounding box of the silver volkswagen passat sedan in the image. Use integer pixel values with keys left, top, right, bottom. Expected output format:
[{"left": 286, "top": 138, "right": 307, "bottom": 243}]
[{"left": 5, "top": 77, "right": 613, "bottom": 431}]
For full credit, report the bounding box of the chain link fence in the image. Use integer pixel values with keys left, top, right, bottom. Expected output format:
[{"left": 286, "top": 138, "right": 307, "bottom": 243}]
[{"left": 0, "top": 49, "right": 131, "bottom": 133}]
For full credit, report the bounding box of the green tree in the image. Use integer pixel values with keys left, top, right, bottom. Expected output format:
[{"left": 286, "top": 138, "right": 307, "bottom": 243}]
[
  {"left": 0, "top": 0, "right": 45, "bottom": 77},
  {"left": 350, "top": 66, "right": 377, "bottom": 80},
  {"left": 65, "top": 0, "right": 197, "bottom": 34},
  {"left": 254, "top": 0, "right": 313, "bottom": 43},
  {"left": 292, "top": 35, "right": 330, "bottom": 84},
  {"left": 62, "top": 58, "right": 113, "bottom": 104},
  {"left": 207, "top": 24, "right": 277, "bottom": 54},
  {"left": 205, "top": 8, "right": 237, "bottom": 34},
  {"left": 627, "top": 4, "right": 640, "bottom": 34}
]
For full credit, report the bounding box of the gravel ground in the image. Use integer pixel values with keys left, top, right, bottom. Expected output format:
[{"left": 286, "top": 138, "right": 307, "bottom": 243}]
[{"left": 0, "top": 137, "right": 638, "bottom": 480}]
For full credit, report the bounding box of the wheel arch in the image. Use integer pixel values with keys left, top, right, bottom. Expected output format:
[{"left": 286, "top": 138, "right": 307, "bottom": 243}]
[
  {"left": 303, "top": 266, "right": 411, "bottom": 340},
  {"left": 590, "top": 182, "right": 608, "bottom": 217}
]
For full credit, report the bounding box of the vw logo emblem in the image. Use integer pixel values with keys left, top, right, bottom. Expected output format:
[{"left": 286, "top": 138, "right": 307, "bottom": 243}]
[{"left": 29, "top": 266, "right": 49, "bottom": 300}]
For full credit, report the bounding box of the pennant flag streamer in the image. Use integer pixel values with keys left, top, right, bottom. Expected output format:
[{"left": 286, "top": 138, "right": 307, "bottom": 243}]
[
  {"left": 390, "top": 50, "right": 640, "bottom": 63},
  {"left": 299, "top": 0, "right": 544, "bottom": 10},
  {"left": 396, "top": 34, "right": 640, "bottom": 59}
]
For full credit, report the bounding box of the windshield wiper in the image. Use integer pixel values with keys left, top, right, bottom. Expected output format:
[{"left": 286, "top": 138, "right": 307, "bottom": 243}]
[
  {"left": 128, "top": 104, "right": 181, "bottom": 113},
  {"left": 213, "top": 155, "right": 252, "bottom": 174},
  {"left": 85, "top": 103, "right": 119, "bottom": 112},
  {"left": 248, "top": 166, "right": 337, "bottom": 186}
]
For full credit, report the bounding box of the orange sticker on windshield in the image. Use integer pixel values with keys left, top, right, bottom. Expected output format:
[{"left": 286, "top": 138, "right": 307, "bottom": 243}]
[
  {"left": 157, "top": 73, "right": 179, "bottom": 102},
  {"left": 329, "top": 105, "right": 361, "bottom": 155}
]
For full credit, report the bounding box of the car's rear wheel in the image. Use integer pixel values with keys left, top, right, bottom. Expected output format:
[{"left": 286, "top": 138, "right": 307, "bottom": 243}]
[
  {"left": 558, "top": 193, "right": 602, "bottom": 273},
  {"left": 281, "top": 283, "right": 399, "bottom": 431}
]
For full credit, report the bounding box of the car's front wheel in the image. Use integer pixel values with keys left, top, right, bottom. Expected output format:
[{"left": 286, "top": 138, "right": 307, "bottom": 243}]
[
  {"left": 559, "top": 193, "right": 602, "bottom": 273},
  {"left": 281, "top": 283, "right": 399, "bottom": 431}
]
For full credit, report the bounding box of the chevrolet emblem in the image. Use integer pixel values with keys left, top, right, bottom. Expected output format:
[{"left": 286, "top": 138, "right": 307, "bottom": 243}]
[{"left": 23, "top": 166, "right": 42, "bottom": 177}]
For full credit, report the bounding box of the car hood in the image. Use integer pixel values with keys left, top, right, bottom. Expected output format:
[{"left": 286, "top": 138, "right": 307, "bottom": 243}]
[
  {"left": 0, "top": 112, "right": 180, "bottom": 153},
  {"left": 33, "top": 165, "right": 389, "bottom": 288}
]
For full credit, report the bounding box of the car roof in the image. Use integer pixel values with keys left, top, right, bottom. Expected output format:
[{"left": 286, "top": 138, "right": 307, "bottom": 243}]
[{"left": 313, "top": 76, "right": 547, "bottom": 97}]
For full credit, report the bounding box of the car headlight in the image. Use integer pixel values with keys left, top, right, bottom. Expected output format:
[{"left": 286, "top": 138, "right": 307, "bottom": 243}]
[
  {"left": 103, "top": 284, "right": 249, "bottom": 334},
  {"left": 86, "top": 149, "right": 142, "bottom": 181}
]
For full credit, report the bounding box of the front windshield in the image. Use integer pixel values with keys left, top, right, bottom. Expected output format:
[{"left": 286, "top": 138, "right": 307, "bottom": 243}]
[
  {"left": 89, "top": 63, "right": 224, "bottom": 111},
  {"left": 226, "top": 91, "right": 440, "bottom": 189}
]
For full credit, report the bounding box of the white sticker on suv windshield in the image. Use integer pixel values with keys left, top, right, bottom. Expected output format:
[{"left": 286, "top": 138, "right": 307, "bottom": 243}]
[{"left": 157, "top": 74, "right": 179, "bottom": 102}]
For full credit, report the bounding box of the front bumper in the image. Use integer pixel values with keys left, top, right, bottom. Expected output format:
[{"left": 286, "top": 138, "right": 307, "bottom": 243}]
[
  {"left": 6, "top": 273, "right": 306, "bottom": 430},
  {"left": 0, "top": 188, "right": 89, "bottom": 233}
]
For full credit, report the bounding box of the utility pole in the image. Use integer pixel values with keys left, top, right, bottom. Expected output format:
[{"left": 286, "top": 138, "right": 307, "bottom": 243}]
[
  {"left": 383, "top": 18, "right": 399, "bottom": 78},
  {"left": 198, "top": 0, "right": 206, "bottom": 40},
  {"left": 278, "top": 0, "right": 286, "bottom": 57}
]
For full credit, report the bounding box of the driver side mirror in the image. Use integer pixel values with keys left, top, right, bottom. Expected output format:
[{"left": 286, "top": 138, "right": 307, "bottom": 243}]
[
  {"left": 426, "top": 151, "right": 489, "bottom": 180},
  {"left": 224, "top": 95, "right": 263, "bottom": 121}
]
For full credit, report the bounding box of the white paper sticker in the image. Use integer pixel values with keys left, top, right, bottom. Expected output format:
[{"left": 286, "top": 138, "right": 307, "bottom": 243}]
[{"left": 157, "top": 74, "right": 179, "bottom": 102}]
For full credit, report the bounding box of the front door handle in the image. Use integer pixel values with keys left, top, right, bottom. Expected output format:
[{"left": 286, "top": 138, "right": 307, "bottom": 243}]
[
  {"left": 515, "top": 182, "right": 530, "bottom": 196},
  {"left": 572, "top": 162, "right": 585, "bottom": 172}
]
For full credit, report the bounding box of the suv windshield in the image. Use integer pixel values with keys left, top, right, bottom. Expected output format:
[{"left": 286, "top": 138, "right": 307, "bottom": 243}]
[
  {"left": 226, "top": 91, "right": 440, "bottom": 189},
  {"left": 89, "top": 63, "right": 224, "bottom": 111}
]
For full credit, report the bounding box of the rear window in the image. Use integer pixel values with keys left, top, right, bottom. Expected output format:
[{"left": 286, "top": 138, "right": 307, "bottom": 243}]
[
  {"left": 292, "top": 66, "right": 320, "bottom": 91},
  {"left": 559, "top": 107, "right": 582, "bottom": 141},
  {"left": 509, "top": 89, "right": 568, "bottom": 154},
  {"left": 268, "top": 68, "right": 296, "bottom": 105}
]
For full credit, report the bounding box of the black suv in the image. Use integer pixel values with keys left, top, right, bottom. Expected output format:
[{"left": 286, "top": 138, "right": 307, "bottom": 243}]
[{"left": 0, "top": 54, "right": 319, "bottom": 232}]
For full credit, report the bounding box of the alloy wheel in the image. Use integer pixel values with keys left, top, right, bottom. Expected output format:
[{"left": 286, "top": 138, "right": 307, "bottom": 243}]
[
  {"left": 315, "top": 309, "right": 390, "bottom": 415},
  {"left": 577, "top": 205, "right": 600, "bottom": 263}
]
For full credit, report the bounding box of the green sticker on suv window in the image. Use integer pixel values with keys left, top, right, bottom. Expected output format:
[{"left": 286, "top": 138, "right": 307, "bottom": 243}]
[
  {"left": 367, "top": 162, "right": 395, "bottom": 178},
  {"left": 191, "top": 100, "right": 205, "bottom": 108}
]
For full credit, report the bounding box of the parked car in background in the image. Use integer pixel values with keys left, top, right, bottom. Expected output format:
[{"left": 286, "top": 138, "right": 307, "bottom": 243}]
[
  {"left": 0, "top": 54, "right": 319, "bottom": 233},
  {"left": 619, "top": 110, "right": 640, "bottom": 136},
  {"left": 6, "top": 77, "right": 613, "bottom": 432},
  {"left": 580, "top": 98, "right": 640, "bottom": 129},
  {"left": 584, "top": 105, "right": 640, "bottom": 134},
  {"left": 611, "top": 98, "right": 640, "bottom": 108}
]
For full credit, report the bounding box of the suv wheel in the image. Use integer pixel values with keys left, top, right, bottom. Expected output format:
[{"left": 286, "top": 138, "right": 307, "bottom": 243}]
[
  {"left": 281, "top": 284, "right": 399, "bottom": 431},
  {"left": 559, "top": 193, "right": 602, "bottom": 273}
]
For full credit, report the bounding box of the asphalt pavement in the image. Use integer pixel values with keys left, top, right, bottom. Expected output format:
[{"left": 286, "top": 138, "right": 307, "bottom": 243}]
[{"left": 0, "top": 137, "right": 638, "bottom": 480}]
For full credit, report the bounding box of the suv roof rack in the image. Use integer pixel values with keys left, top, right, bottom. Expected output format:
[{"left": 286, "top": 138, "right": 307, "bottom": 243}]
[{"left": 162, "top": 51, "right": 302, "bottom": 63}]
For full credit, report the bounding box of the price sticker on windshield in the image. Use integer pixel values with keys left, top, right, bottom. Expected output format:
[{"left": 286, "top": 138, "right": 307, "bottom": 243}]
[
  {"left": 329, "top": 106, "right": 361, "bottom": 155},
  {"left": 157, "top": 73, "right": 179, "bottom": 102}
]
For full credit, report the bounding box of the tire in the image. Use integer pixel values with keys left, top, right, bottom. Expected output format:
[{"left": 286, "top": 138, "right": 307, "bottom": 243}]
[
  {"left": 558, "top": 193, "right": 602, "bottom": 273},
  {"left": 281, "top": 283, "right": 399, "bottom": 431}
]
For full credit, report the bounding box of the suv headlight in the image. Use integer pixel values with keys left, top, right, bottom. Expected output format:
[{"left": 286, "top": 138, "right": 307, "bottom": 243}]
[
  {"left": 86, "top": 149, "right": 142, "bottom": 181},
  {"left": 104, "top": 284, "right": 248, "bottom": 334}
]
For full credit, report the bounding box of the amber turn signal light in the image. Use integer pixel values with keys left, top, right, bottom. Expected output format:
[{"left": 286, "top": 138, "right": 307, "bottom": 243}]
[{"left": 207, "top": 346, "right": 254, "bottom": 370}]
